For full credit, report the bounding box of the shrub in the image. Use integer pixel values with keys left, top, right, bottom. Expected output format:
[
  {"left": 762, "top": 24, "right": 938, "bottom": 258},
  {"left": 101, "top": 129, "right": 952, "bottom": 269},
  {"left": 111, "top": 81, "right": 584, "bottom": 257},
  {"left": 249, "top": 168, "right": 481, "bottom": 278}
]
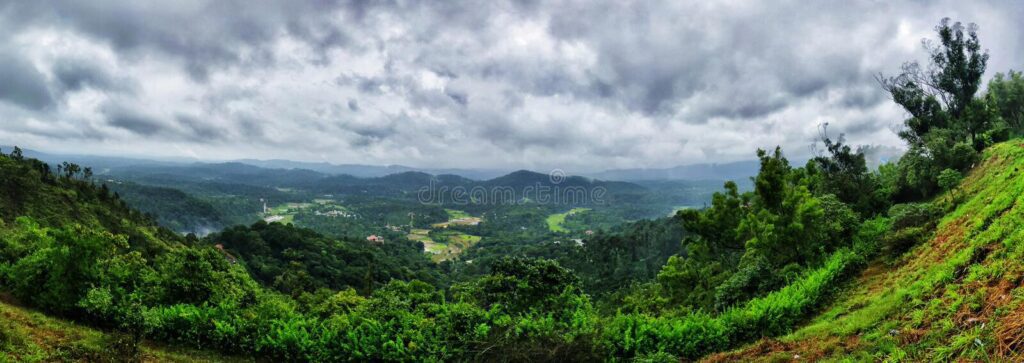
[
  {"left": 938, "top": 168, "right": 964, "bottom": 192},
  {"left": 883, "top": 203, "right": 941, "bottom": 259},
  {"left": 888, "top": 203, "right": 941, "bottom": 230}
]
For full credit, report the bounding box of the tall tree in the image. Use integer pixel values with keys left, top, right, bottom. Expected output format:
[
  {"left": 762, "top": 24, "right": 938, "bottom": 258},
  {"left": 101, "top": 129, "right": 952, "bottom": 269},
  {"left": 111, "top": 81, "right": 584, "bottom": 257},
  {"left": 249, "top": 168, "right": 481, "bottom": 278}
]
[{"left": 879, "top": 18, "right": 988, "bottom": 145}]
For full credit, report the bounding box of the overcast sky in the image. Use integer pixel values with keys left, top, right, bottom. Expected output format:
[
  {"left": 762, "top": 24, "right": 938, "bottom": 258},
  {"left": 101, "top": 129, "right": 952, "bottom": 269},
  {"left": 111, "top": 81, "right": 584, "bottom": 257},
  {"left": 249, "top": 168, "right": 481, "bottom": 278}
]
[{"left": 0, "top": 1, "right": 1021, "bottom": 171}]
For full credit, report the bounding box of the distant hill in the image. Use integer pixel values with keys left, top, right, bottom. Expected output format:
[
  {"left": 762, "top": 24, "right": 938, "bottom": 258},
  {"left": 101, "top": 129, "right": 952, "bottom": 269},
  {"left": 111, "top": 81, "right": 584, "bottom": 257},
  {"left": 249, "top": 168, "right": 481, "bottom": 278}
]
[
  {"left": 3, "top": 146, "right": 806, "bottom": 183},
  {"left": 235, "top": 158, "right": 508, "bottom": 180},
  {"left": 105, "top": 161, "right": 329, "bottom": 188},
  {"left": 588, "top": 160, "right": 762, "bottom": 182},
  {"left": 1, "top": 146, "right": 189, "bottom": 172},
  {"left": 589, "top": 151, "right": 911, "bottom": 182},
  {"left": 483, "top": 170, "right": 645, "bottom": 193}
]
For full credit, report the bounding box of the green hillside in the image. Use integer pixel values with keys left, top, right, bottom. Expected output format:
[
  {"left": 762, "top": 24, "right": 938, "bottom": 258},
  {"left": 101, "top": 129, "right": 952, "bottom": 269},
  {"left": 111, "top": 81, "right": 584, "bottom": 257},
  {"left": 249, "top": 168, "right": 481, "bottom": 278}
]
[
  {"left": 0, "top": 154, "right": 182, "bottom": 256},
  {"left": 706, "top": 141, "right": 1024, "bottom": 362},
  {"left": 0, "top": 294, "right": 241, "bottom": 362}
]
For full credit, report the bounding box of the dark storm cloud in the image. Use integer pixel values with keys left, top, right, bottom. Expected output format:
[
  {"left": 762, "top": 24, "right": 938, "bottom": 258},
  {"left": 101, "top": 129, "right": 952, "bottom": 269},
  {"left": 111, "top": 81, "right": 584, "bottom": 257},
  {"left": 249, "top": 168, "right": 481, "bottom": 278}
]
[
  {"left": 539, "top": 1, "right": 879, "bottom": 120},
  {"left": 51, "top": 57, "right": 137, "bottom": 95},
  {"left": 53, "top": 59, "right": 113, "bottom": 92},
  {"left": 176, "top": 114, "right": 228, "bottom": 142},
  {"left": 838, "top": 85, "right": 889, "bottom": 109},
  {"left": 234, "top": 114, "right": 267, "bottom": 140},
  {"left": 1, "top": 1, "right": 364, "bottom": 81},
  {"left": 444, "top": 88, "right": 468, "bottom": 106},
  {"left": 0, "top": 51, "right": 54, "bottom": 110},
  {"left": 102, "top": 103, "right": 167, "bottom": 136}
]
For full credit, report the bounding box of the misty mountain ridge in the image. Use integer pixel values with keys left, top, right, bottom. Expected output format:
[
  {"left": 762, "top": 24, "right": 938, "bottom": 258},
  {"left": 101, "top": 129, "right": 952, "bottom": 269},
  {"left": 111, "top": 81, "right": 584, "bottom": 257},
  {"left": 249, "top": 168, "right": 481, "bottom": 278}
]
[{"left": 8, "top": 145, "right": 914, "bottom": 184}]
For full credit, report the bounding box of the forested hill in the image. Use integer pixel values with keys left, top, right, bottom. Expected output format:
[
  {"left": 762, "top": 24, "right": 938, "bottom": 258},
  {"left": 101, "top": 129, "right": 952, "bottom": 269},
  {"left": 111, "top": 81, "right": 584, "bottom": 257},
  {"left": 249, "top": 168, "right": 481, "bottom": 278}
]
[
  {"left": 102, "top": 163, "right": 646, "bottom": 198},
  {"left": 0, "top": 150, "right": 183, "bottom": 255}
]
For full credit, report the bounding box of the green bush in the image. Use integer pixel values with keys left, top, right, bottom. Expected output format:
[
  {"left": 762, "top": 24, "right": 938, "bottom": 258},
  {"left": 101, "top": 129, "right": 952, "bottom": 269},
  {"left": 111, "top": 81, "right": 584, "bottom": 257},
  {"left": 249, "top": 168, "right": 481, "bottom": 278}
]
[{"left": 882, "top": 202, "right": 941, "bottom": 259}]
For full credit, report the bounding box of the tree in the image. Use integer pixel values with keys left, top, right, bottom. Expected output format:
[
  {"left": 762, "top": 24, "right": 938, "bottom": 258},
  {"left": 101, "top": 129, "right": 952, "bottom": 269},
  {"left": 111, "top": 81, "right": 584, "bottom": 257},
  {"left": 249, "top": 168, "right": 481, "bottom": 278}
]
[
  {"left": 810, "top": 127, "right": 885, "bottom": 215},
  {"left": 656, "top": 180, "right": 751, "bottom": 309},
  {"left": 986, "top": 70, "right": 1024, "bottom": 134},
  {"left": 11, "top": 146, "right": 23, "bottom": 161},
  {"left": 879, "top": 18, "right": 989, "bottom": 146},
  {"left": 4, "top": 224, "right": 128, "bottom": 314},
  {"left": 929, "top": 19, "right": 988, "bottom": 120},
  {"left": 937, "top": 168, "right": 963, "bottom": 192},
  {"left": 753, "top": 147, "right": 790, "bottom": 211},
  {"left": 878, "top": 18, "right": 991, "bottom": 200}
]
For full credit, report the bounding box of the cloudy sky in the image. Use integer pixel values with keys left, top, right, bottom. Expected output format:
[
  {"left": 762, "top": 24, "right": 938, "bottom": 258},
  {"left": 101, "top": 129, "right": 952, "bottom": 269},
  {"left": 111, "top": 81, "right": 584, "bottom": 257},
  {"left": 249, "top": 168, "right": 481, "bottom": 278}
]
[{"left": 0, "top": 1, "right": 1021, "bottom": 171}]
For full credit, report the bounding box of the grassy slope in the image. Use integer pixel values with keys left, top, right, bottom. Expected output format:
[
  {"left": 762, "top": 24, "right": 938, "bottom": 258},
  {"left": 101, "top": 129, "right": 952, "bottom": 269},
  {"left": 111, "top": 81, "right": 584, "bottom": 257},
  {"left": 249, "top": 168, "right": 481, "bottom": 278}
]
[
  {"left": 0, "top": 296, "right": 244, "bottom": 362},
  {"left": 704, "top": 141, "right": 1024, "bottom": 362}
]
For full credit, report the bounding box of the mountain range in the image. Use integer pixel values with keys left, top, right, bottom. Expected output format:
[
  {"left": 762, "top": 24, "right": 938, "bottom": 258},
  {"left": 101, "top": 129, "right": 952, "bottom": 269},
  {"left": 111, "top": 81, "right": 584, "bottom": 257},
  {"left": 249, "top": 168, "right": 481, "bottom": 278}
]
[{"left": 7, "top": 146, "right": 770, "bottom": 183}]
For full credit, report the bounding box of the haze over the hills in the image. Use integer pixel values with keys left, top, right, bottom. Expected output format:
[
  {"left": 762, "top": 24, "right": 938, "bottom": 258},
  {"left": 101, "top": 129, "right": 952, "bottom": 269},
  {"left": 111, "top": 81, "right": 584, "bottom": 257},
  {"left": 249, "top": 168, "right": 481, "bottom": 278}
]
[
  {"left": 6, "top": 145, "right": 758, "bottom": 181},
  {"left": 1, "top": 1, "right": 1022, "bottom": 170}
]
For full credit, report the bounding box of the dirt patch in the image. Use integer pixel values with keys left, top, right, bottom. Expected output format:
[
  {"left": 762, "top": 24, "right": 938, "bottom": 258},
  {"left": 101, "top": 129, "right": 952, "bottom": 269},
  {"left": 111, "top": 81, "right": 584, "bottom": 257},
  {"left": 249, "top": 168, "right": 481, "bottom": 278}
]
[
  {"left": 857, "top": 261, "right": 894, "bottom": 296},
  {"left": 996, "top": 302, "right": 1024, "bottom": 359},
  {"left": 701, "top": 339, "right": 792, "bottom": 363},
  {"left": 701, "top": 335, "right": 860, "bottom": 362},
  {"left": 953, "top": 277, "right": 1017, "bottom": 330},
  {"left": 895, "top": 327, "right": 928, "bottom": 346},
  {"left": 919, "top": 216, "right": 970, "bottom": 267},
  {"left": 0, "top": 291, "right": 21, "bottom": 306}
]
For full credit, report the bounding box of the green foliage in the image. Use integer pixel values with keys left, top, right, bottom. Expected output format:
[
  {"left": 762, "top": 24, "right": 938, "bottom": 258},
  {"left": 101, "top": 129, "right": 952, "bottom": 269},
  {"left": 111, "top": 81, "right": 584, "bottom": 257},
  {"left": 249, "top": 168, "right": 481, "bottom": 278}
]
[
  {"left": 151, "top": 247, "right": 260, "bottom": 306},
  {"left": 4, "top": 223, "right": 128, "bottom": 314},
  {"left": 985, "top": 70, "right": 1024, "bottom": 134},
  {"left": 656, "top": 146, "right": 862, "bottom": 312},
  {"left": 881, "top": 202, "right": 941, "bottom": 259},
  {"left": 107, "top": 182, "right": 226, "bottom": 235},
  {"left": 937, "top": 168, "right": 963, "bottom": 192},
  {"left": 603, "top": 218, "right": 888, "bottom": 360},
  {"left": 877, "top": 19, "right": 1007, "bottom": 201},
  {"left": 655, "top": 181, "right": 747, "bottom": 310},
  {"left": 809, "top": 132, "right": 888, "bottom": 215},
  {"left": 210, "top": 221, "right": 439, "bottom": 296}
]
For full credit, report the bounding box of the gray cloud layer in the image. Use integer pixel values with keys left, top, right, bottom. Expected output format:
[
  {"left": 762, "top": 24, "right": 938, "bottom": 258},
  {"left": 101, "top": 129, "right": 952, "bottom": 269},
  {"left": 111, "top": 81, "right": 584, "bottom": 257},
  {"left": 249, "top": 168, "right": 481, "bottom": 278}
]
[{"left": 0, "top": 0, "right": 1022, "bottom": 170}]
